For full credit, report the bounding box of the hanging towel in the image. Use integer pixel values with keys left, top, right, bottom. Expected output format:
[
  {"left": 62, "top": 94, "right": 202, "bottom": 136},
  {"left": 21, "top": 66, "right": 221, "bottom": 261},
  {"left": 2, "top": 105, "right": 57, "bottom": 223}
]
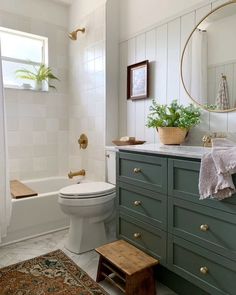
[
  {"left": 199, "top": 139, "right": 236, "bottom": 200},
  {"left": 216, "top": 75, "right": 230, "bottom": 110}
]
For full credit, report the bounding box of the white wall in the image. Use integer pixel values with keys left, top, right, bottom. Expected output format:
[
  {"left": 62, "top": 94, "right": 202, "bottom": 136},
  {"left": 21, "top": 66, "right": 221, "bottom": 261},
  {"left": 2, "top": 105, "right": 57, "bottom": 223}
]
[
  {"left": 69, "top": 1, "right": 106, "bottom": 181},
  {"left": 2, "top": 0, "right": 70, "bottom": 180},
  {"left": 119, "top": 0, "right": 212, "bottom": 40},
  {"left": 119, "top": 0, "right": 236, "bottom": 145},
  {"left": 69, "top": 0, "right": 106, "bottom": 27},
  {"left": 0, "top": 0, "right": 68, "bottom": 27},
  {"left": 208, "top": 14, "right": 236, "bottom": 65}
]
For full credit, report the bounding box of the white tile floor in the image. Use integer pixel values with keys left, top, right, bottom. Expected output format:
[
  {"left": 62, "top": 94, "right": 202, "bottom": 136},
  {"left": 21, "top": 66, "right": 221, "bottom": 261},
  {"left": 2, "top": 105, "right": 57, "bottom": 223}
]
[{"left": 0, "top": 230, "right": 176, "bottom": 295}]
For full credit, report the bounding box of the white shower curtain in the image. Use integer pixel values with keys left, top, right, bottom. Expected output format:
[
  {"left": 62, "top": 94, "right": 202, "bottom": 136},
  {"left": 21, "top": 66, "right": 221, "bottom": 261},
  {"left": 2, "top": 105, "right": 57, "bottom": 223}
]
[
  {"left": 191, "top": 30, "right": 208, "bottom": 105},
  {"left": 0, "top": 42, "right": 11, "bottom": 242}
]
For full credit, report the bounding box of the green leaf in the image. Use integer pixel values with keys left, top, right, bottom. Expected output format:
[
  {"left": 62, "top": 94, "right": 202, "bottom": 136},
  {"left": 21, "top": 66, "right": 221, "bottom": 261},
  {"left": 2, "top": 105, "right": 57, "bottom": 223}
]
[
  {"left": 15, "top": 63, "right": 59, "bottom": 90},
  {"left": 146, "top": 99, "right": 201, "bottom": 129}
]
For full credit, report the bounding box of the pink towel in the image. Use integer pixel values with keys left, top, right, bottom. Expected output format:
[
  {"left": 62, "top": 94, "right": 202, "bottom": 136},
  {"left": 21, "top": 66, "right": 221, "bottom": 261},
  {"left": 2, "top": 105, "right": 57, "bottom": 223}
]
[{"left": 199, "top": 139, "right": 236, "bottom": 200}]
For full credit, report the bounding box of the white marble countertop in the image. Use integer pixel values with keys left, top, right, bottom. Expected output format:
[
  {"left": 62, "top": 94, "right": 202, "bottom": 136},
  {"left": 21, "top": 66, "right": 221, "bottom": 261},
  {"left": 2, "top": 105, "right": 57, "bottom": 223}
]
[{"left": 109, "top": 143, "right": 211, "bottom": 159}]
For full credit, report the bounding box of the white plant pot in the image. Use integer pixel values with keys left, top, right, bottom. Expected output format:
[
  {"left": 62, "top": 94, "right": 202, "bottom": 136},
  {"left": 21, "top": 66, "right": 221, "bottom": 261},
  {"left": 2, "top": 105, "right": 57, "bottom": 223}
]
[{"left": 34, "top": 80, "right": 47, "bottom": 91}]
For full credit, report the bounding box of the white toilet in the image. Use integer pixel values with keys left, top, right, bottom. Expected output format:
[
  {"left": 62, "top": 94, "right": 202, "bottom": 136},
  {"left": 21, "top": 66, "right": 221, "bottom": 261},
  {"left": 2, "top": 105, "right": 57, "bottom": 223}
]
[{"left": 58, "top": 149, "right": 116, "bottom": 254}]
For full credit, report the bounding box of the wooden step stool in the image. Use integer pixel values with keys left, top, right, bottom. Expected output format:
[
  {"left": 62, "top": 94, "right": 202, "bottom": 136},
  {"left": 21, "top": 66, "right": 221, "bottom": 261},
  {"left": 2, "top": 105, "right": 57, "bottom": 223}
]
[{"left": 95, "top": 240, "right": 159, "bottom": 295}]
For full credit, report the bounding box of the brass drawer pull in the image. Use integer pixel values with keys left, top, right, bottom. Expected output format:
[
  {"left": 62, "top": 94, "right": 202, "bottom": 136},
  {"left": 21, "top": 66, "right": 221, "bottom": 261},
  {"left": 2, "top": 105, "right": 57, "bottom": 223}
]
[
  {"left": 200, "top": 224, "right": 209, "bottom": 232},
  {"left": 200, "top": 266, "right": 208, "bottom": 275},
  {"left": 133, "top": 200, "right": 142, "bottom": 206},
  {"left": 133, "top": 232, "right": 141, "bottom": 239},
  {"left": 133, "top": 168, "right": 141, "bottom": 174}
]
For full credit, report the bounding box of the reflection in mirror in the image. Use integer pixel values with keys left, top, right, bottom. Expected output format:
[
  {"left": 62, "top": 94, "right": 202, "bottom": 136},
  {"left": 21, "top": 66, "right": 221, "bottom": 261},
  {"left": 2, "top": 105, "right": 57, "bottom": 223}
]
[{"left": 181, "top": 1, "right": 236, "bottom": 112}]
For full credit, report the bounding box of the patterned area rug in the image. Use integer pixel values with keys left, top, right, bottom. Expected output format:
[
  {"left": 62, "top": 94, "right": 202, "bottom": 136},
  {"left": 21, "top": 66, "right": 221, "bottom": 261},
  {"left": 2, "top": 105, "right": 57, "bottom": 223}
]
[{"left": 0, "top": 249, "right": 108, "bottom": 295}]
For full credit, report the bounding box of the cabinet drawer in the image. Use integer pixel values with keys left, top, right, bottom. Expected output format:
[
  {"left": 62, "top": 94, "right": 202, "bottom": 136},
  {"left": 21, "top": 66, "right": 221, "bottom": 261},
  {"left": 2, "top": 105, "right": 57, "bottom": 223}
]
[
  {"left": 168, "top": 197, "right": 236, "bottom": 261},
  {"left": 117, "top": 213, "right": 167, "bottom": 264},
  {"left": 118, "top": 152, "right": 167, "bottom": 193},
  {"left": 117, "top": 182, "right": 167, "bottom": 230},
  {"left": 168, "top": 158, "right": 236, "bottom": 213},
  {"left": 168, "top": 235, "right": 236, "bottom": 295}
]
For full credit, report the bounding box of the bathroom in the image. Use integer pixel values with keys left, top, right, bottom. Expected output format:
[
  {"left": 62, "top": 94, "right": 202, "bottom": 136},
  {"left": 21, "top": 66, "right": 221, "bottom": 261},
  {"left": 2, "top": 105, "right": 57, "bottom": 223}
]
[{"left": 0, "top": 0, "right": 236, "bottom": 294}]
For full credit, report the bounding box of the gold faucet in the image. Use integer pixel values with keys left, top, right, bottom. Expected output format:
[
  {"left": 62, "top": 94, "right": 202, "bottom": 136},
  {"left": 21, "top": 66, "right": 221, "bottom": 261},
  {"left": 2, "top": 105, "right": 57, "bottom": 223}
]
[
  {"left": 68, "top": 169, "right": 86, "bottom": 179},
  {"left": 202, "top": 135, "right": 212, "bottom": 147}
]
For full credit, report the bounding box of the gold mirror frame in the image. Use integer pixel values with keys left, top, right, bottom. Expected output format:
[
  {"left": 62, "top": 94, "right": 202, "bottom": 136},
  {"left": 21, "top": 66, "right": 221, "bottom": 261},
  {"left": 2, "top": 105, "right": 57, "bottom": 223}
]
[{"left": 180, "top": 0, "right": 236, "bottom": 113}]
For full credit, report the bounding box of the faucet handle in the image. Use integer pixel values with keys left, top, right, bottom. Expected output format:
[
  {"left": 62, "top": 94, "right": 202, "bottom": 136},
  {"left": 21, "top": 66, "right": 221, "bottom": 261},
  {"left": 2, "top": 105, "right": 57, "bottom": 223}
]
[
  {"left": 78, "top": 134, "right": 88, "bottom": 149},
  {"left": 202, "top": 135, "right": 212, "bottom": 147}
]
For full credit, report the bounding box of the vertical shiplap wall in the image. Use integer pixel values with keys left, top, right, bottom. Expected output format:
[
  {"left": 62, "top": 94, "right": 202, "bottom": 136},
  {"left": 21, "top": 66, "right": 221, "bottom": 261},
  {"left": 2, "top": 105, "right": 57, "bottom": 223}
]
[{"left": 118, "top": 0, "right": 235, "bottom": 145}]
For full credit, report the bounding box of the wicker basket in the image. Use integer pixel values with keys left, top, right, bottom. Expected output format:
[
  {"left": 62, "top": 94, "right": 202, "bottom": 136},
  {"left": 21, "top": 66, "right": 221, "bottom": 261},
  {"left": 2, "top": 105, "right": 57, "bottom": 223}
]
[{"left": 157, "top": 127, "right": 188, "bottom": 145}]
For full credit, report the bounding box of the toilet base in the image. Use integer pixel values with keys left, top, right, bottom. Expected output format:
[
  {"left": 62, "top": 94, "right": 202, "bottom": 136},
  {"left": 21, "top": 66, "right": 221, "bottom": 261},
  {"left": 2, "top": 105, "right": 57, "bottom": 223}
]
[{"left": 65, "top": 217, "right": 107, "bottom": 254}]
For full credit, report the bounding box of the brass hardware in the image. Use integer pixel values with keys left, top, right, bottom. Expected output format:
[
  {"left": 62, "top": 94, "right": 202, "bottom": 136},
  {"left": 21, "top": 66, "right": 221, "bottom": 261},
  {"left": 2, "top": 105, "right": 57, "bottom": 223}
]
[
  {"left": 68, "top": 169, "right": 86, "bottom": 179},
  {"left": 68, "top": 28, "right": 86, "bottom": 40},
  {"left": 200, "top": 224, "right": 209, "bottom": 232},
  {"left": 133, "top": 200, "right": 142, "bottom": 206},
  {"left": 200, "top": 266, "right": 208, "bottom": 275},
  {"left": 202, "top": 135, "right": 212, "bottom": 147},
  {"left": 133, "top": 168, "right": 141, "bottom": 173},
  {"left": 133, "top": 232, "right": 141, "bottom": 239},
  {"left": 78, "top": 134, "right": 88, "bottom": 149}
]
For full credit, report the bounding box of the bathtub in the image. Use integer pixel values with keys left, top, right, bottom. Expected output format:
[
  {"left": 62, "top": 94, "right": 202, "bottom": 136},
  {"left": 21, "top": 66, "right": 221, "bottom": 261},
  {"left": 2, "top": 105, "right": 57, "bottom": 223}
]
[{"left": 1, "top": 177, "right": 79, "bottom": 246}]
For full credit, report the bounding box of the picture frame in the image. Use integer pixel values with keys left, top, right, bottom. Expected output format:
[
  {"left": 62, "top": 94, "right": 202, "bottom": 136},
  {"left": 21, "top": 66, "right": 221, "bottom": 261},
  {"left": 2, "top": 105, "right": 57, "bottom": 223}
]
[{"left": 127, "top": 60, "right": 149, "bottom": 100}]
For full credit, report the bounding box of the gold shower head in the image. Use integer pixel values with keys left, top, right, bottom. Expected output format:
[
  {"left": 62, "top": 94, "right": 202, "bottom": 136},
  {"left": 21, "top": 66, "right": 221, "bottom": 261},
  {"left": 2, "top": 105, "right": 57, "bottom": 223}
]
[{"left": 68, "top": 28, "right": 85, "bottom": 40}]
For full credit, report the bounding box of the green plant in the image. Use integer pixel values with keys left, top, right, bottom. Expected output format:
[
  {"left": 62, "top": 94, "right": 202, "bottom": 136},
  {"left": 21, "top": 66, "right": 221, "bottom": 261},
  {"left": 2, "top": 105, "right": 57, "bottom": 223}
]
[
  {"left": 147, "top": 99, "right": 201, "bottom": 129},
  {"left": 16, "top": 63, "right": 59, "bottom": 89}
]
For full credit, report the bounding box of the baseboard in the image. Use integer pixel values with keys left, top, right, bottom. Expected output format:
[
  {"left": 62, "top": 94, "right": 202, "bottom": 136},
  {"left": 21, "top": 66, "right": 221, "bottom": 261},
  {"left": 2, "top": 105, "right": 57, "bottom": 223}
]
[{"left": 156, "top": 265, "right": 209, "bottom": 295}]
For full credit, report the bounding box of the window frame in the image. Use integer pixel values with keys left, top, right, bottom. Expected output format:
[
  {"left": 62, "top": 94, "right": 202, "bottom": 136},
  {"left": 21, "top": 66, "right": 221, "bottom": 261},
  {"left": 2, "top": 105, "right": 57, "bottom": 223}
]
[{"left": 0, "top": 26, "right": 48, "bottom": 90}]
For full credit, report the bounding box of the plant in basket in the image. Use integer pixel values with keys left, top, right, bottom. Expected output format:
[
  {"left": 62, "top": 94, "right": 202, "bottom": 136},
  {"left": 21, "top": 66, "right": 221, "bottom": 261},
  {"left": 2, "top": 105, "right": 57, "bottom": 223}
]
[{"left": 146, "top": 99, "right": 201, "bottom": 145}]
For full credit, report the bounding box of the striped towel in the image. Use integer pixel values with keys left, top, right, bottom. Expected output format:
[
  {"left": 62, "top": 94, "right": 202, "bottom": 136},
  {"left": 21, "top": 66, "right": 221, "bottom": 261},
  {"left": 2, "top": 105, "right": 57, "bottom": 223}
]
[{"left": 216, "top": 76, "right": 230, "bottom": 110}]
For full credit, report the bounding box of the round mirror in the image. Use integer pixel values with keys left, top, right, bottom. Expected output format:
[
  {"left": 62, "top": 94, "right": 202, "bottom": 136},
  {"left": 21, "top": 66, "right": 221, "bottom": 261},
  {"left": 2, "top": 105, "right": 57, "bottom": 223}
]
[{"left": 181, "top": 0, "right": 236, "bottom": 112}]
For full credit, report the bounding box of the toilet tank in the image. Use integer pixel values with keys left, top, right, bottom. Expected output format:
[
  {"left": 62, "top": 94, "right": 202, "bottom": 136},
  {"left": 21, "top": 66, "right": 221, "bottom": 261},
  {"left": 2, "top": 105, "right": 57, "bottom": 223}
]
[{"left": 105, "top": 149, "right": 116, "bottom": 185}]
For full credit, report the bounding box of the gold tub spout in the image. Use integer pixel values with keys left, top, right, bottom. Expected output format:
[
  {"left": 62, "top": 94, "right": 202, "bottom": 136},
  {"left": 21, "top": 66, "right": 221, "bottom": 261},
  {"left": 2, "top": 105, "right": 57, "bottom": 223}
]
[{"left": 68, "top": 169, "right": 86, "bottom": 179}]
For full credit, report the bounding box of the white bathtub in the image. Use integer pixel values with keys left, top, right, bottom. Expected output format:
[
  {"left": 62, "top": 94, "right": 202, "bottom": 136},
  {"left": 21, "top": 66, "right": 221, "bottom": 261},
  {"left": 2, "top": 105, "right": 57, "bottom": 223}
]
[{"left": 1, "top": 177, "right": 79, "bottom": 246}]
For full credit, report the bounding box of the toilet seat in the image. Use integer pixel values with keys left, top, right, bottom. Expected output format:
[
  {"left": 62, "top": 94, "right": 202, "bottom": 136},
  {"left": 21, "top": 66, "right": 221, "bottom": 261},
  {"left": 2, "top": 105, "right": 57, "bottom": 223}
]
[{"left": 59, "top": 182, "right": 115, "bottom": 199}]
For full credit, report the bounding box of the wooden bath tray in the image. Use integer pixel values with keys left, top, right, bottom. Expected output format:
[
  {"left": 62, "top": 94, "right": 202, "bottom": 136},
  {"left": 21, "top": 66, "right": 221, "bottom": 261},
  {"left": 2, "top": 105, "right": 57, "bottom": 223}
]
[{"left": 10, "top": 180, "right": 38, "bottom": 199}]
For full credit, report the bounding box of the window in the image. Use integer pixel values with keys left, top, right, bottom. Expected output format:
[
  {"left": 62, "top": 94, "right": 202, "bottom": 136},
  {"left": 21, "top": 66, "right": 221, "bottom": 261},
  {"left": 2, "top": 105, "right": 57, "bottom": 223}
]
[{"left": 0, "top": 27, "right": 48, "bottom": 89}]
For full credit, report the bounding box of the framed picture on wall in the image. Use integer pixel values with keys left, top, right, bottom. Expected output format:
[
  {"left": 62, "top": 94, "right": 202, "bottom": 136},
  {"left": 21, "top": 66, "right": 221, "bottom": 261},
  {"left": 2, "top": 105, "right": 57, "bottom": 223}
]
[{"left": 127, "top": 60, "right": 149, "bottom": 100}]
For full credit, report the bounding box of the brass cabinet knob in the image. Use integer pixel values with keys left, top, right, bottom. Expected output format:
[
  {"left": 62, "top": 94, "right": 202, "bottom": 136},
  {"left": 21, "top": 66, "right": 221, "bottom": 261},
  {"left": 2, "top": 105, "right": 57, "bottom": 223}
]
[
  {"left": 200, "top": 224, "right": 209, "bottom": 232},
  {"left": 133, "top": 168, "right": 141, "bottom": 173},
  {"left": 133, "top": 200, "right": 142, "bottom": 206},
  {"left": 133, "top": 232, "right": 141, "bottom": 239},
  {"left": 200, "top": 266, "right": 208, "bottom": 275}
]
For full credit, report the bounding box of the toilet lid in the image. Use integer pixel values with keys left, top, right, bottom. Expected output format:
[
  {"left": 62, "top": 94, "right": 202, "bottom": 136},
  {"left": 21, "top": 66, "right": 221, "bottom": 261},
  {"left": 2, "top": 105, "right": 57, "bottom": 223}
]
[{"left": 59, "top": 182, "right": 115, "bottom": 198}]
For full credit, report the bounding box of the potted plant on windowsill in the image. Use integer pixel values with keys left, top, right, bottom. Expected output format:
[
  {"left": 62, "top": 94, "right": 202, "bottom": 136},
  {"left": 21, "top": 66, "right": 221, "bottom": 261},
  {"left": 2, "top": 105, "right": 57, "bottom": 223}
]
[
  {"left": 147, "top": 99, "right": 201, "bottom": 145},
  {"left": 16, "top": 63, "right": 59, "bottom": 91}
]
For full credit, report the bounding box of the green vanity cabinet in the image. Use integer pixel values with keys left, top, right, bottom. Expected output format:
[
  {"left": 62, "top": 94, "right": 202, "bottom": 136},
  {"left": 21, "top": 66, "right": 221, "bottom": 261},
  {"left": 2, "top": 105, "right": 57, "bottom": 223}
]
[
  {"left": 116, "top": 151, "right": 236, "bottom": 295},
  {"left": 168, "top": 158, "right": 236, "bottom": 213},
  {"left": 168, "top": 235, "right": 236, "bottom": 295},
  {"left": 118, "top": 213, "right": 167, "bottom": 263},
  {"left": 168, "top": 197, "right": 236, "bottom": 261},
  {"left": 118, "top": 152, "right": 167, "bottom": 193}
]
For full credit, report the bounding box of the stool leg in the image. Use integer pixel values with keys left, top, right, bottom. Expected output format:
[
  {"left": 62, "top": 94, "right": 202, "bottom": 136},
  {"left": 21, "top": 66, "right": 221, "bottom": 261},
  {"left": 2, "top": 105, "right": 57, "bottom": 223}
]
[
  {"left": 96, "top": 256, "right": 105, "bottom": 282},
  {"left": 125, "top": 268, "right": 156, "bottom": 295}
]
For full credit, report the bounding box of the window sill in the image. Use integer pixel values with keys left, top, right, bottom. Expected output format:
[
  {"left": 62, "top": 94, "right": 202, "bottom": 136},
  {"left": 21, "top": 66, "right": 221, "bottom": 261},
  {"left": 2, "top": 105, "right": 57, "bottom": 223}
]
[{"left": 4, "top": 85, "right": 49, "bottom": 92}]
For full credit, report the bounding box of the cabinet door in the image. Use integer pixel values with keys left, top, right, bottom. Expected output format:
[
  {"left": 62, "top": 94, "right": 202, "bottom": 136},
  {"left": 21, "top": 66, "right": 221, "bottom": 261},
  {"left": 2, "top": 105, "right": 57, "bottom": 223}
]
[
  {"left": 168, "top": 235, "right": 236, "bottom": 295},
  {"left": 117, "top": 213, "right": 167, "bottom": 264},
  {"left": 118, "top": 152, "right": 167, "bottom": 193},
  {"left": 117, "top": 182, "right": 167, "bottom": 230},
  {"left": 168, "top": 158, "right": 236, "bottom": 213},
  {"left": 168, "top": 197, "right": 236, "bottom": 261}
]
